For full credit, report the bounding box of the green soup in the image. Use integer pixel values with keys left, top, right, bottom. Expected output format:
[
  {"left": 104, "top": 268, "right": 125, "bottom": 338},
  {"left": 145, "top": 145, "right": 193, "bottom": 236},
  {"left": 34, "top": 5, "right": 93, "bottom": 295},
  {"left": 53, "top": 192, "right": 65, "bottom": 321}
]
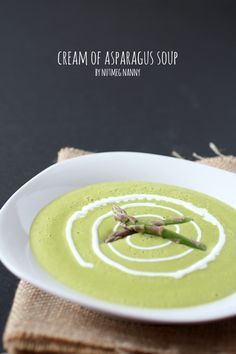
[{"left": 30, "top": 181, "right": 236, "bottom": 308}]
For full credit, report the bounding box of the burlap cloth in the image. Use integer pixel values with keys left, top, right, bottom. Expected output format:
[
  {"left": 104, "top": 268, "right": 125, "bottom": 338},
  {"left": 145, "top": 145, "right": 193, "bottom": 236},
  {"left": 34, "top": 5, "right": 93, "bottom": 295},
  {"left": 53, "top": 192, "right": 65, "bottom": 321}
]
[{"left": 3, "top": 147, "right": 236, "bottom": 354}]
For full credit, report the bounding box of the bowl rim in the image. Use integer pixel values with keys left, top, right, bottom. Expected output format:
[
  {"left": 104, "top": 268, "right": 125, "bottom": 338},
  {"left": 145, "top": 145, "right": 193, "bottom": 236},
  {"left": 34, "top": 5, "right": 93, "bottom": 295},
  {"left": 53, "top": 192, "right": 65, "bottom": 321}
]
[{"left": 1, "top": 151, "right": 236, "bottom": 324}]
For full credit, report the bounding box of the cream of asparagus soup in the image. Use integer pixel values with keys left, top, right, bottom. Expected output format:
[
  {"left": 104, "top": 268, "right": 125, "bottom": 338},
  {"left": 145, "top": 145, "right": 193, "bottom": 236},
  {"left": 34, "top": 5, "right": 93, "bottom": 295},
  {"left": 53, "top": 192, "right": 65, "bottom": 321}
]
[{"left": 30, "top": 181, "right": 236, "bottom": 308}]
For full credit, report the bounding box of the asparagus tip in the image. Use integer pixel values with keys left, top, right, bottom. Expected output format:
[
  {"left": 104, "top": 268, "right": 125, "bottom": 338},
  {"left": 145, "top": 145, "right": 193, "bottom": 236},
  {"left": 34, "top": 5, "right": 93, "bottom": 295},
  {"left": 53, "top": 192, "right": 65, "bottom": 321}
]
[{"left": 112, "top": 204, "right": 128, "bottom": 223}]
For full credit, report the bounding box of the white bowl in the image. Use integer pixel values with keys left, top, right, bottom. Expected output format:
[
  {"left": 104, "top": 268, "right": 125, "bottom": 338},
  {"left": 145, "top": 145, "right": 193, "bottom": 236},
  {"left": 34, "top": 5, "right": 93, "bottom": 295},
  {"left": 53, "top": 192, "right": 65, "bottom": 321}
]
[{"left": 1, "top": 152, "right": 236, "bottom": 323}]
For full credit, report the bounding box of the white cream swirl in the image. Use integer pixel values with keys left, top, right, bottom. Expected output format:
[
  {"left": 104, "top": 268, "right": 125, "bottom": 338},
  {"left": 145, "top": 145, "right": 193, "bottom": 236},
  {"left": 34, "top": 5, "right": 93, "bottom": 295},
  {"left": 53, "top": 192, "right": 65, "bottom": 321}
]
[{"left": 65, "top": 194, "right": 225, "bottom": 279}]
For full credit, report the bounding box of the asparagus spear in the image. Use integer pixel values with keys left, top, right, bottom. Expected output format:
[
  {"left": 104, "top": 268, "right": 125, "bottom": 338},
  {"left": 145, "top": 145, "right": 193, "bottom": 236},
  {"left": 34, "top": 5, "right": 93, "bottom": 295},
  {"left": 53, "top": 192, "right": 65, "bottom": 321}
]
[
  {"left": 105, "top": 228, "right": 136, "bottom": 243},
  {"left": 105, "top": 204, "right": 206, "bottom": 251},
  {"left": 112, "top": 204, "right": 192, "bottom": 226},
  {"left": 150, "top": 216, "right": 192, "bottom": 226},
  {"left": 143, "top": 224, "right": 206, "bottom": 251},
  {"left": 112, "top": 204, "right": 137, "bottom": 224}
]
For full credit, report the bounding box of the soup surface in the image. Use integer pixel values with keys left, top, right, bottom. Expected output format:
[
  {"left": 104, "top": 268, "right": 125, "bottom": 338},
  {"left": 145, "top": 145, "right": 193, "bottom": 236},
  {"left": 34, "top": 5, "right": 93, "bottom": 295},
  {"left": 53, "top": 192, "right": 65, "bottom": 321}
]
[{"left": 30, "top": 181, "right": 236, "bottom": 308}]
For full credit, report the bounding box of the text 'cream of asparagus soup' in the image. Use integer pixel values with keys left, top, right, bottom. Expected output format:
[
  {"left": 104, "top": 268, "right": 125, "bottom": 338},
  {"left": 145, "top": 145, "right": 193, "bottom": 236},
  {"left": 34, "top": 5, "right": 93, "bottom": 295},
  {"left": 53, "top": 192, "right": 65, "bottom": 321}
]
[{"left": 30, "top": 182, "right": 236, "bottom": 308}]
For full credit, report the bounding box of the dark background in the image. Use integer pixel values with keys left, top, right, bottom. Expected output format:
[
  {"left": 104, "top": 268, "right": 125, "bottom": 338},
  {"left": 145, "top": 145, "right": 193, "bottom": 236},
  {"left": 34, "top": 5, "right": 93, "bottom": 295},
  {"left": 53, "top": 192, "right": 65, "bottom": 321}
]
[{"left": 0, "top": 0, "right": 236, "bottom": 350}]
